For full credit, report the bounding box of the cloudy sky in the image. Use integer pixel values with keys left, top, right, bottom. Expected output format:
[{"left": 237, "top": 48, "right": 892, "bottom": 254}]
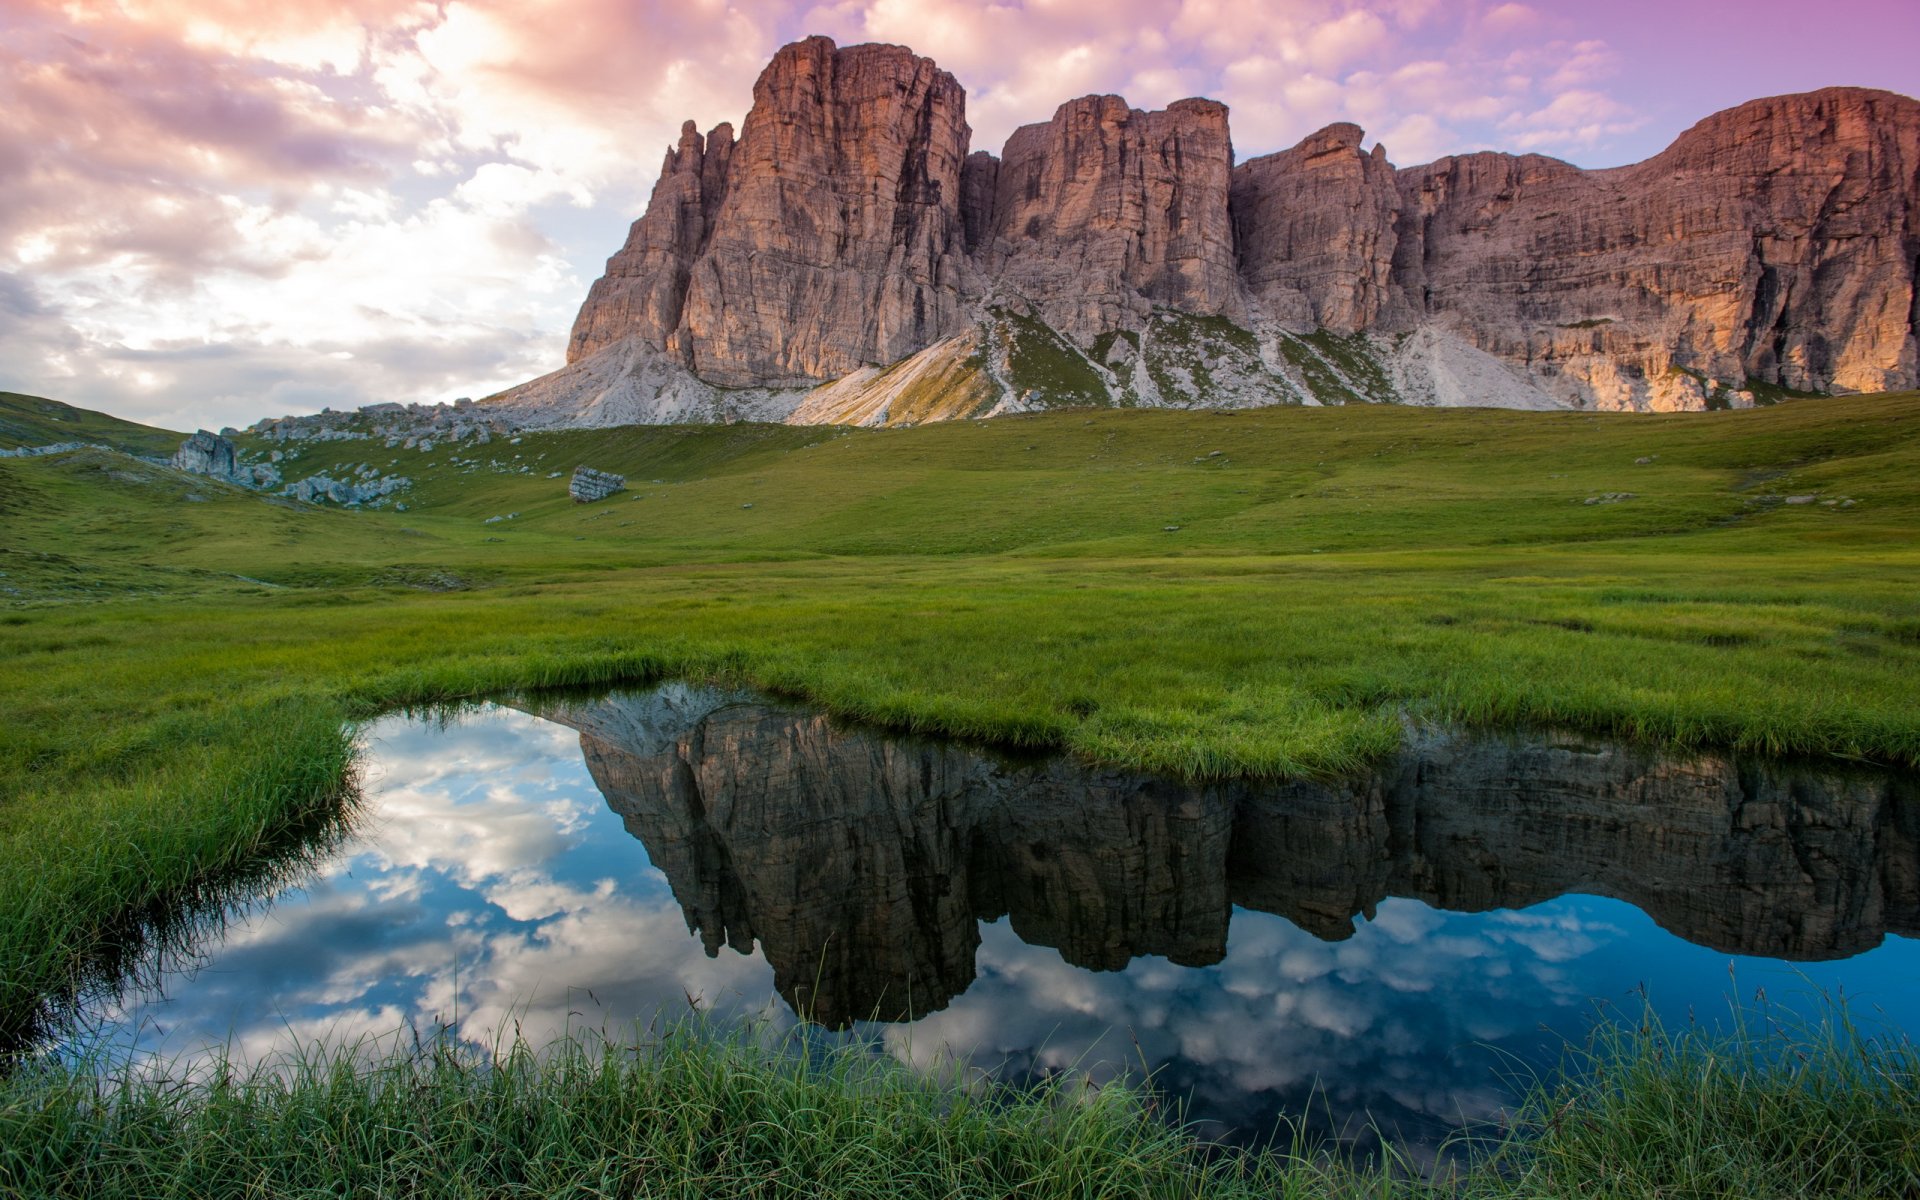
[{"left": 3, "top": 0, "right": 1914, "bottom": 432}]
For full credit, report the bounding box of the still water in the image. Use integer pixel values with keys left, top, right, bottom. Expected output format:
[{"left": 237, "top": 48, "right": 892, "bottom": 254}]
[{"left": 69, "top": 686, "right": 1920, "bottom": 1150}]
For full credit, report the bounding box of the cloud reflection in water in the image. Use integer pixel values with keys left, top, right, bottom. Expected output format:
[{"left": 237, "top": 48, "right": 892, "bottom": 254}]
[{"left": 73, "top": 696, "right": 1920, "bottom": 1151}]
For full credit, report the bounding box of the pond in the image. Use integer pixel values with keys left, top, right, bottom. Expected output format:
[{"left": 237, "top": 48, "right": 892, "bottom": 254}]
[{"left": 63, "top": 684, "right": 1920, "bottom": 1153}]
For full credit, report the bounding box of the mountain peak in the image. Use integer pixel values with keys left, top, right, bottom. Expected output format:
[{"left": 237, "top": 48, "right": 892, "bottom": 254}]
[{"left": 494, "top": 38, "right": 1920, "bottom": 427}]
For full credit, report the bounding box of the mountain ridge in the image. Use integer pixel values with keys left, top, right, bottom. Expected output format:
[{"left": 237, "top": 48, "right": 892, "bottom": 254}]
[{"left": 482, "top": 37, "right": 1919, "bottom": 428}]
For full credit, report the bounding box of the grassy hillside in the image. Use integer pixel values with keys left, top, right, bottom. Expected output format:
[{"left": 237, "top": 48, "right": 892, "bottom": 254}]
[
  {"left": 0, "top": 391, "right": 183, "bottom": 458},
  {"left": 3, "top": 392, "right": 1920, "bottom": 1046}
]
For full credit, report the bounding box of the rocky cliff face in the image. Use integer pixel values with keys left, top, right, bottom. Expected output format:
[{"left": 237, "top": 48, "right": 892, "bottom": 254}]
[
  {"left": 1231, "top": 123, "right": 1401, "bottom": 333},
  {"left": 482, "top": 36, "right": 1920, "bottom": 426},
  {"left": 1389, "top": 88, "right": 1920, "bottom": 409},
  {"left": 569, "top": 37, "right": 974, "bottom": 388},
  {"left": 531, "top": 686, "right": 1919, "bottom": 1028},
  {"left": 979, "top": 95, "right": 1243, "bottom": 340}
]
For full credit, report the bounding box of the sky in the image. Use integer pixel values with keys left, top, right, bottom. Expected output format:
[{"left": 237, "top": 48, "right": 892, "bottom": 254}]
[{"left": 3, "top": 0, "right": 1915, "bottom": 433}]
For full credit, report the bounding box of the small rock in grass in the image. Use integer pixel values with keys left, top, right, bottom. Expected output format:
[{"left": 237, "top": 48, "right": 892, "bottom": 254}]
[
  {"left": 569, "top": 465, "right": 625, "bottom": 503},
  {"left": 741, "top": 502, "right": 754, "bottom": 509},
  {"left": 1164, "top": 525, "right": 1181, "bottom": 531},
  {"left": 1634, "top": 455, "right": 1657, "bottom": 464},
  {"left": 1783, "top": 494, "right": 1818, "bottom": 504}
]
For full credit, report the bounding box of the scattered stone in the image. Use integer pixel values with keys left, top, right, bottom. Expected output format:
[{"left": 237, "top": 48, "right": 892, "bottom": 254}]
[
  {"left": 1583, "top": 493, "right": 1636, "bottom": 505},
  {"left": 741, "top": 502, "right": 754, "bottom": 509},
  {"left": 283, "top": 473, "right": 411, "bottom": 505},
  {"left": 1164, "top": 525, "right": 1181, "bottom": 531},
  {"left": 570, "top": 465, "right": 626, "bottom": 503},
  {"left": 1634, "top": 455, "right": 1657, "bottom": 464},
  {"left": 0, "top": 441, "right": 96, "bottom": 459},
  {"left": 1784, "top": 494, "right": 1819, "bottom": 504}
]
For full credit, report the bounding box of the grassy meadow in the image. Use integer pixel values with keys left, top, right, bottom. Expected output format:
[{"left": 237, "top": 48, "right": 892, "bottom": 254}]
[
  {"left": 3, "top": 1002, "right": 1915, "bottom": 1198},
  {"left": 2, "top": 389, "right": 1919, "bottom": 1190}
]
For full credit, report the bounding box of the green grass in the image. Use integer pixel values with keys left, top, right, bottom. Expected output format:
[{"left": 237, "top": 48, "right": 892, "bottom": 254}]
[
  {"left": 0, "top": 391, "right": 183, "bottom": 458},
  {"left": 2, "top": 1000, "right": 1913, "bottom": 1198},
  {"left": 3, "top": 393, "right": 1920, "bottom": 1055},
  {"left": 1479, "top": 998, "right": 1920, "bottom": 1197},
  {"left": 994, "top": 307, "right": 1112, "bottom": 405}
]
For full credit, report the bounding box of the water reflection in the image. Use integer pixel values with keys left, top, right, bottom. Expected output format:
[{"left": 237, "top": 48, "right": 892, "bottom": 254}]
[
  {"left": 546, "top": 685, "right": 1918, "bottom": 1026},
  {"left": 70, "top": 686, "right": 1920, "bottom": 1151}
]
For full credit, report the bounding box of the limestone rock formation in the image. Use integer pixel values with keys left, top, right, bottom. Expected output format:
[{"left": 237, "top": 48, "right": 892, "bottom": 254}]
[
  {"left": 568, "top": 466, "right": 625, "bottom": 503},
  {"left": 569, "top": 37, "right": 975, "bottom": 388},
  {"left": 170, "top": 430, "right": 237, "bottom": 479},
  {"left": 167, "top": 429, "right": 283, "bottom": 488},
  {"left": 979, "top": 95, "right": 1242, "bottom": 340},
  {"left": 530, "top": 686, "right": 1919, "bottom": 1027},
  {"left": 565, "top": 120, "right": 735, "bottom": 367},
  {"left": 1389, "top": 88, "right": 1920, "bottom": 409},
  {"left": 468, "top": 36, "right": 1919, "bottom": 426},
  {"left": 1230, "top": 123, "right": 1401, "bottom": 332}
]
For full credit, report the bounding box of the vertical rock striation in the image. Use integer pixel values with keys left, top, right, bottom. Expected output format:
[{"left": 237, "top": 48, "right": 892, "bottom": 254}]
[
  {"left": 982, "top": 96, "right": 1242, "bottom": 340},
  {"left": 569, "top": 37, "right": 976, "bottom": 387},
  {"left": 566, "top": 120, "right": 734, "bottom": 364},
  {"left": 1390, "top": 88, "right": 1920, "bottom": 408},
  {"left": 1230, "top": 123, "right": 1401, "bottom": 332}
]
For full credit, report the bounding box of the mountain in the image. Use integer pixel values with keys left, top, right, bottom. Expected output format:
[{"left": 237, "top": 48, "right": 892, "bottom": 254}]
[{"left": 484, "top": 36, "right": 1920, "bottom": 428}]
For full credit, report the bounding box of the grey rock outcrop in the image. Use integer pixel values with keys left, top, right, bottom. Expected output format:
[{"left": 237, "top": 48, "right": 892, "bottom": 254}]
[
  {"left": 0, "top": 441, "right": 101, "bottom": 459},
  {"left": 531, "top": 686, "right": 1918, "bottom": 1027},
  {"left": 569, "top": 465, "right": 625, "bottom": 502},
  {"left": 170, "top": 430, "right": 237, "bottom": 479},
  {"left": 281, "top": 473, "right": 410, "bottom": 506}
]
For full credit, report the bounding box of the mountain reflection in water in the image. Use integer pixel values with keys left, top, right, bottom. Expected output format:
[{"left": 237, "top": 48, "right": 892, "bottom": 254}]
[
  {"left": 538, "top": 685, "right": 1918, "bottom": 1028},
  {"left": 71, "top": 686, "right": 1919, "bottom": 1150}
]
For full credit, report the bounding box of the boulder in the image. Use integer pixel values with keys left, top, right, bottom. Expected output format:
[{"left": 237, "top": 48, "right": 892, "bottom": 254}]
[{"left": 570, "top": 465, "right": 626, "bottom": 503}]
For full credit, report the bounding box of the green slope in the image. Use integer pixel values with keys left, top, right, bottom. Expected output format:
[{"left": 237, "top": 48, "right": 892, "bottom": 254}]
[
  {"left": 3, "top": 390, "right": 1920, "bottom": 1043},
  {"left": 0, "top": 391, "right": 184, "bottom": 457}
]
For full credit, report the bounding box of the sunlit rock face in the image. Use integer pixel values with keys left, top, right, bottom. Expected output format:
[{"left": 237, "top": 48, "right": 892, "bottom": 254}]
[
  {"left": 480, "top": 33, "right": 1919, "bottom": 427},
  {"left": 1230, "top": 122, "right": 1402, "bottom": 334},
  {"left": 979, "top": 95, "right": 1244, "bottom": 341},
  {"left": 570, "top": 37, "right": 975, "bottom": 389},
  {"left": 1387, "top": 89, "right": 1920, "bottom": 410},
  {"left": 537, "top": 688, "right": 1919, "bottom": 1028}
]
